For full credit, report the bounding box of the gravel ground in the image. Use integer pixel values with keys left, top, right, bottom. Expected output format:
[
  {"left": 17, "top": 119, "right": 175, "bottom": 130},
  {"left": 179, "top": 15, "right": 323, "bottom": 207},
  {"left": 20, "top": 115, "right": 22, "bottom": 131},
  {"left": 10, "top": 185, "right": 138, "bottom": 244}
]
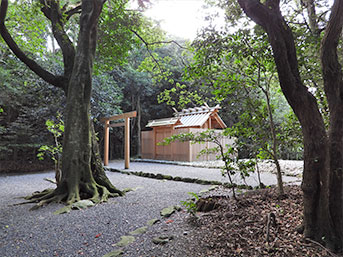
[
  {"left": 0, "top": 160, "right": 304, "bottom": 257},
  {"left": 108, "top": 160, "right": 302, "bottom": 188},
  {"left": 0, "top": 170, "right": 209, "bottom": 257},
  {"left": 133, "top": 159, "right": 304, "bottom": 176}
]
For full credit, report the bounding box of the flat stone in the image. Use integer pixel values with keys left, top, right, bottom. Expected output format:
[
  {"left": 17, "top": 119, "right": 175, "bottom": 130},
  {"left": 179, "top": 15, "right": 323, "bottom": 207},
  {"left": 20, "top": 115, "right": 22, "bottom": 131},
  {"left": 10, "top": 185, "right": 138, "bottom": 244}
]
[
  {"left": 129, "top": 226, "right": 147, "bottom": 235},
  {"left": 152, "top": 235, "right": 174, "bottom": 245},
  {"left": 147, "top": 218, "right": 160, "bottom": 226},
  {"left": 160, "top": 206, "right": 175, "bottom": 218},
  {"left": 102, "top": 249, "right": 124, "bottom": 257},
  {"left": 53, "top": 206, "right": 72, "bottom": 215},
  {"left": 115, "top": 236, "right": 135, "bottom": 247},
  {"left": 174, "top": 205, "right": 182, "bottom": 211},
  {"left": 72, "top": 200, "right": 95, "bottom": 210}
]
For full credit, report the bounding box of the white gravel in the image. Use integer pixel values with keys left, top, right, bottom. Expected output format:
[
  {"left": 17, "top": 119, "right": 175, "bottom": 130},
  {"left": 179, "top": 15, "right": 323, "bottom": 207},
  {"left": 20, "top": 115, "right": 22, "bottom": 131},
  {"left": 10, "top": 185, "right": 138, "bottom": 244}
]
[
  {"left": 0, "top": 171, "right": 209, "bottom": 257},
  {"left": 0, "top": 160, "right": 304, "bottom": 257},
  {"left": 134, "top": 159, "right": 303, "bottom": 177},
  {"left": 109, "top": 159, "right": 303, "bottom": 188}
]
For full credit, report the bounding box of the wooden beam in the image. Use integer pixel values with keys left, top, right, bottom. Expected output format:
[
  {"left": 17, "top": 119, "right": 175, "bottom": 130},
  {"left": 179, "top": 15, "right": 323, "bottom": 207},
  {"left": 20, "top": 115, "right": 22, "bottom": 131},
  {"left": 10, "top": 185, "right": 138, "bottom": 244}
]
[
  {"left": 124, "top": 117, "right": 130, "bottom": 169},
  {"left": 108, "top": 122, "right": 125, "bottom": 128},
  {"left": 212, "top": 113, "right": 227, "bottom": 129},
  {"left": 101, "top": 111, "right": 136, "bottom": 168},
  {"left": 100, "top": 111, "right": 137, "bottom": 122},
  {"left": 104, "top": 120, "right": 109, "bottom": 166}
]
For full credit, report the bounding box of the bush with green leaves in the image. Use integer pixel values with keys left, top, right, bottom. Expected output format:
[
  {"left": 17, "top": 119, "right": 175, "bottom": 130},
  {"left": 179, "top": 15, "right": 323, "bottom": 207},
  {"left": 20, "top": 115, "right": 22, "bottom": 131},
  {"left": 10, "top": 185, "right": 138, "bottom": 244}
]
[
  {"left": 161, "top": 129, "right": 256, "bottom": 199},
  {"left": 181, "top": 192, "right": 200, "bottom": 216},
  {"left": 37, "top": 113, "right": 64, "bottom": 184}
]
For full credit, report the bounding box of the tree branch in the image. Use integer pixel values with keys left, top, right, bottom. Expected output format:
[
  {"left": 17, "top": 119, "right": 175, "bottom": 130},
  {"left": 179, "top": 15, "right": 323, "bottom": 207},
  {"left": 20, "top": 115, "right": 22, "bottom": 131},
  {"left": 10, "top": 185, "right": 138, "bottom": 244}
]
[
  {"left": 65, "top": 5, "right": 82, "bottom": 20},
  {"left": 144, "top": 40, "right": 189, "bottom": 50},
  {"left": 0, "top": 0, "right": 65, "bottom": 90},
  {"left": 130, "top": 29, "right": 163, "bottom": 71},
  {"left": 39, "top": 0, "right": 76, "bottom": 81},
  {"left": 320, "top": 0, "right": 343, "bottom": 107}
]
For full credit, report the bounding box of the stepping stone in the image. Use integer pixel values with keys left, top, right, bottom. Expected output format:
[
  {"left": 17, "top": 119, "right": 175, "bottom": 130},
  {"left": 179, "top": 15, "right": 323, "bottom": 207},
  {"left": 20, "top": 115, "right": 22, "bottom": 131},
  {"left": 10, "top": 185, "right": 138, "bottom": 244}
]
[
  {"left": 129, "top": 226, "right": 147, "bottom": 235},
  {"left": 115, "top": 236, "right": 135, "bottom": 247},
  {"left": 152, "top": 235, "right": 174, "bottom": 245}
]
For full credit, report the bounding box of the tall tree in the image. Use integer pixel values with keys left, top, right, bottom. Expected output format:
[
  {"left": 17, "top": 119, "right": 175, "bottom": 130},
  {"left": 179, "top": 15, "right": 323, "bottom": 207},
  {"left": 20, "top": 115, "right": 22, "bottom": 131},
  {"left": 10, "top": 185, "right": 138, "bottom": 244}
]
[
  {"left": 0, "top": 0, "right": 144, "bottom": 206},
  {"left": 237, "top": 0, "right": 343, "bottom": 251},
  {"left": 188, "top": 27, "right": 293, "bottom": 195}
]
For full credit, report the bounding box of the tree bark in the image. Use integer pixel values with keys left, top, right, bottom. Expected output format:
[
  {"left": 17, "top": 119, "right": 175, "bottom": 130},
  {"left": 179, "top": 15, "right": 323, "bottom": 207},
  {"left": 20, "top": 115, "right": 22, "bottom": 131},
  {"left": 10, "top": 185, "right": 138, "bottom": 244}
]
[
  {"left": 261, "top": 77, "right": 284, "bottom": 196},
  {"left": 0, "top": 0, "right": 124, "bottom": 206},
  {"left": 90, "top": 122, "right": 123, "bottom": 195},
  {"left": 59, "top": 0, "right": 122, "bottom": 204},
  {"left": 237, "top": 0, "right": 340, "bottom": 250},
  {"left": 320, "top": 0, "right": 343, "bottom": 249}
]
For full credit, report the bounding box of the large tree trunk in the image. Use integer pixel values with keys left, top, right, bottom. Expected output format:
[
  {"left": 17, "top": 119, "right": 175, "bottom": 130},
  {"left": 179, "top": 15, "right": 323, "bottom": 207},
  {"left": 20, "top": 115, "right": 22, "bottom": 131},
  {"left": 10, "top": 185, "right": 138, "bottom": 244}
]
[
  {"left": 0, "top": 0, "right": 124, "bottom": 206},
  {"left": 90, "top": 122, "right": 123, "bottom": 195},
  {"left": 58, "top": 0, "right": 122, "bottom": 204},
  {"left": 237, "top": 0, "right": 343, "bottom": 250},
  {"left": 0, "top": 0, "right": 124, "bottom": 207}
]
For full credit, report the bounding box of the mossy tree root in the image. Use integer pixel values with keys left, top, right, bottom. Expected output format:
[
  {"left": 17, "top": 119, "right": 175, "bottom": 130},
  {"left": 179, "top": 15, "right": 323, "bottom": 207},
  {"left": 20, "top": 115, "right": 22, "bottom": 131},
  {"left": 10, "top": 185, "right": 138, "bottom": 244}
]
[
  {"left": 19, "top": 179, "right": 122, "bottom": 209},
  {"left": 94, "top": 174, "right": 124, "bottom": 196},
  {"left": 19, "top": 187, "right": 68, "bottom": 210}
]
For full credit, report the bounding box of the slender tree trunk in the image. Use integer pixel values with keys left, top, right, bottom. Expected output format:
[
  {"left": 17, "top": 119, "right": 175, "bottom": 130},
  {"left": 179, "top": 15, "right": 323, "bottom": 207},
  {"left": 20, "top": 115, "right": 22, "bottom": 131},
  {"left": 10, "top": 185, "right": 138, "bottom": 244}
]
[
  {"left": 264, "top": 85, "right": 284, "bottom": 196},
  {"left": 327, "top": 111, "right": 343, "bottom": 249},
  {"left": 303, "top": 0, "right": 319, "bottom": 36}
]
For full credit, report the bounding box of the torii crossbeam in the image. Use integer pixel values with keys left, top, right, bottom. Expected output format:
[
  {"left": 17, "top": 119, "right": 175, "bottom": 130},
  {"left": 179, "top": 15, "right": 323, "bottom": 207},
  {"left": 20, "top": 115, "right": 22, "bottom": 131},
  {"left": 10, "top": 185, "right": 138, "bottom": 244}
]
[{"left": 100, "top": 111, "right": 137, "bottom": 169}]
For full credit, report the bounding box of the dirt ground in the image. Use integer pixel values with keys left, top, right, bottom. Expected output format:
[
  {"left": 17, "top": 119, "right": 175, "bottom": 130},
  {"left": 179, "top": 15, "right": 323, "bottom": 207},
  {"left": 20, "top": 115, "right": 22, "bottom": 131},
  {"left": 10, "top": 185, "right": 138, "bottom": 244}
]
[
  {"left": 172, "top": 185, "right": 335, "bottom": 256},
  {"left": 121, "top": 184, "right": 336, "bottom": 257}
]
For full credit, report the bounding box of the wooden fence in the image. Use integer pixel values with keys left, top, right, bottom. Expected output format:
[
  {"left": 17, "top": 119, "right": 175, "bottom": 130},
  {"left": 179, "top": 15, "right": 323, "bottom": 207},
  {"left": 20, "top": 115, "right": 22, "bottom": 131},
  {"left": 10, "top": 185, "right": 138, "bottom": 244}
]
[{"left": 141, "top": 128, "right": 234, "bottom": 162}]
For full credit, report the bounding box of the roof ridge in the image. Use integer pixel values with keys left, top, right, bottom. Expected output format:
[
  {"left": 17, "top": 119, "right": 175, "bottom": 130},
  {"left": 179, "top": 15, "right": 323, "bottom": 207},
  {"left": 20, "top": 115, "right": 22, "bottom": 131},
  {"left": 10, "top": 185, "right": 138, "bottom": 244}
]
[{"left": 174, "top": 104, "right": 221, "bottom": 116}]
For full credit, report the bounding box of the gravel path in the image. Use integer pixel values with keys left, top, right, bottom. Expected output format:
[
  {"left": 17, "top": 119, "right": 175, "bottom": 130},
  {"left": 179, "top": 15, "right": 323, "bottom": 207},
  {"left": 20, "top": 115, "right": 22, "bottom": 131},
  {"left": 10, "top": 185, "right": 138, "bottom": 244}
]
[
  {"left": 0, "top": 160, "right": 303, "bottom": 257},
  {"left": 108, "top": 159, "right": 302, "bottom": 188},
  {"left": 0, "top": 170, "right": 209, "bottom": 257}
]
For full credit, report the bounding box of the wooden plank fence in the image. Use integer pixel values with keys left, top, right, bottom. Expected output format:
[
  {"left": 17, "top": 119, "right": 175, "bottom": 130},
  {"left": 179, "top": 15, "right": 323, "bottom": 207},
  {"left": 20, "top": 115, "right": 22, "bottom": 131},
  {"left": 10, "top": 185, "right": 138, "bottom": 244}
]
[{"left": 141, "top": 128, "right": 234, "bottom": 162}]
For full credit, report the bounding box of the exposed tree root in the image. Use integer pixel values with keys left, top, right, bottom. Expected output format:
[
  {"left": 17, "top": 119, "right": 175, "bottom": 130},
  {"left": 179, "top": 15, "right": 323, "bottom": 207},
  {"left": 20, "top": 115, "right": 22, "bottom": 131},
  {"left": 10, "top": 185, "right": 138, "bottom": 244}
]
[
  {"left": 24, "top": 189, "right": 55, "bottom": 200},
  {"left": 30, "top": 192, "right": 68, "bottom": 210},
  {"left": 15, "top": 188, "right": 67, "bottom": 210},
  {"left": 305, "top": 238, "right": 340, "bottom": 257},
  {"left": 17, "top": 142, "right": 124, "bottom": 210},
  {"left": 17, "top": 179, "right": 123, "bottom": 211}
]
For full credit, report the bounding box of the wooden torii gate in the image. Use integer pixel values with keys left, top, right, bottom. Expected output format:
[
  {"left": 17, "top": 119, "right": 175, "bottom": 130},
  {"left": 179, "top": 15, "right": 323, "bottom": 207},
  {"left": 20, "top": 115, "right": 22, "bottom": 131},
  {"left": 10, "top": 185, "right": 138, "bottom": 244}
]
[{"left": 100, "top": 111, "right": 137, "bottom": 169}]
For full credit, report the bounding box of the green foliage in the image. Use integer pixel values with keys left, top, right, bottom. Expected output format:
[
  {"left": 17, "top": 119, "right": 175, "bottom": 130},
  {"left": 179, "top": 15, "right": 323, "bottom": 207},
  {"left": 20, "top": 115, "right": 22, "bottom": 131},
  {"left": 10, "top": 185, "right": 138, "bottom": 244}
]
[
  {"left": 91, "top": 73, "right": 123, "bottom": 119},
  {"left": 96, "top": 4, "right": 166, "bottom": 72},
  {"left": 181, "top": 192, "right": 199, "bottom": 216},
  {"left": 187, "top": 25, "right": 302, "bottom": 159},
  {"left": 0, "top": 46, "right": 66, "bottom": 164},
  {"left": 0, "top": 1, "right": 49, "bottom": 56},
  {"left": 137, "top": 39, "right": 207, "bottom": 109},
  {"left": 37, "top": 113, "right": 64, "bottom": 170},
  {"left": 96, "top": 0, "right": 138, "bottom": 70},
  {"left": 162, "top": 129, "right": 255, "bottom": 199},
  {"left": 158, "top": 82, "right": 204, "bottom": 108}
]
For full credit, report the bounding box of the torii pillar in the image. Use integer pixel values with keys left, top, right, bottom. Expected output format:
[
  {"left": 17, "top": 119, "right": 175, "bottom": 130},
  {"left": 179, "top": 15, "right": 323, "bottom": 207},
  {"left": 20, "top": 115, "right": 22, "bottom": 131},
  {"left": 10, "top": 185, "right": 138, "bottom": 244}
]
[{"left": 100, "top": 111, "right": 137, "bottom": 169}]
